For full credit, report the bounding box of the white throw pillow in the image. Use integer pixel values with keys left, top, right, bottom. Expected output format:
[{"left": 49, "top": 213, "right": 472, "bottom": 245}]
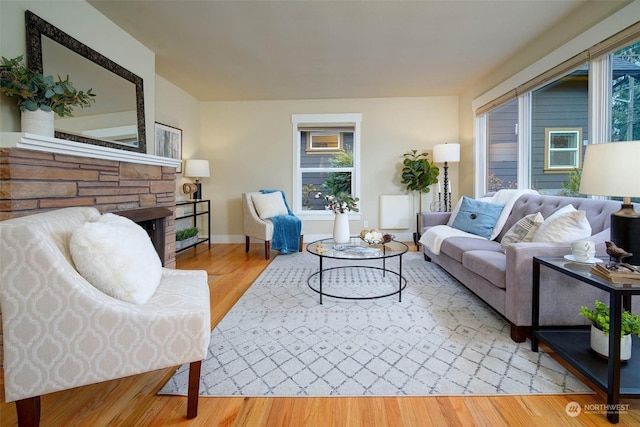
[
  {"left": 70, "top": 213, "right": 162, "bottom": 304},
  {"left": 252, "top": 192, "right": 288, "bottom": 219},
  {"left": 500, "top": 212, "right": 544, "bottom": 253},
  {"left": 532, "top": 205, "right": 592, "bottom": 243}
]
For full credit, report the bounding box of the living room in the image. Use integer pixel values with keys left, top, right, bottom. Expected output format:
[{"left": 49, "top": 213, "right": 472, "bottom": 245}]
[{"left": 1, "top": 0, "right": 640, "bottom": 426}]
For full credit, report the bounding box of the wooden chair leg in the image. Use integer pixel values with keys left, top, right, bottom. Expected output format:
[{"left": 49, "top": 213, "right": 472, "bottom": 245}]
[
  {"left": 245, "top": 236, "right": 250, "bottom": 253},
  {"left": 187, "top": 360, "right": 201, "bottom": 419},
  {"left": 299, "top": 235, "right": 304, "bottom": 252},
  {"left": 16, "top": 396, "right": 40, "bottom": 427},
  {"left": 265, "top": 241, "right": 271, "bottom": 260}
]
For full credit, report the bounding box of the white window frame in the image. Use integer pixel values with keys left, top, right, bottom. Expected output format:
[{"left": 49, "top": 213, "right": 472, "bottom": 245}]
[{"left": 292, "top": 113, "right": 362, "bottom": 220}]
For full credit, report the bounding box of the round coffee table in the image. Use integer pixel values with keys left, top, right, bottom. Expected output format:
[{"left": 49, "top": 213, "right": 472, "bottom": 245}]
[{"left": 306, "top": 237, "right": 408, "bottom": 304}]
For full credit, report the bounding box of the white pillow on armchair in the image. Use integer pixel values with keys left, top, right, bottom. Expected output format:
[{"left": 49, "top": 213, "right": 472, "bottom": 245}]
[{"left": 70, "top": 213, "right": 162, "bottom": 304}]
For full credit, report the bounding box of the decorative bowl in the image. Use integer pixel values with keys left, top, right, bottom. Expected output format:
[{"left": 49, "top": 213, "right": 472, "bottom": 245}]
[{"left": 359, "top": 229, "right": 394, "bottom": 244}]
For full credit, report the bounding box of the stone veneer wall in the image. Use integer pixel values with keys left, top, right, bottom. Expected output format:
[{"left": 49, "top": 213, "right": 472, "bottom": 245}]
[{"left": 0, "top": 147, "right": 177, "bottom": 268}]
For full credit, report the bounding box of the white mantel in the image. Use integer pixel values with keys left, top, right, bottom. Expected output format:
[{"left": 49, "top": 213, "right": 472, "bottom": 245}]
[{"left": 0, "top": 132, "right": 181, "bottom": 168}]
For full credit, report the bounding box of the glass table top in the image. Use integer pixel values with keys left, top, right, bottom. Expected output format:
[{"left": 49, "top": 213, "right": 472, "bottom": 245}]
[{"left": 306, "top": 237, "right": 408, "bottom": 260}]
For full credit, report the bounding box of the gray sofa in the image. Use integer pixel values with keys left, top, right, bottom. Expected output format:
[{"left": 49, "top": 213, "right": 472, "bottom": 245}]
[{"left": 421, "top": 193, "right": 640, "bottom": 342}]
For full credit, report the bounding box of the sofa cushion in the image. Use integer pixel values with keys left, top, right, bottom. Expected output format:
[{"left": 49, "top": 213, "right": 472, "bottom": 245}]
[
  {"left": 70, "top": 213, "right": 162, "bottom": 304},
  {"left": 451, "top": 196, "right": 505, "bottom": 239},
  {"left": 532, "top": 204, "right": 592, "bottom": 243},
  {"left": 500, "top": 212, "right": 544, "bottom": 253},
  {"left": 462, "top": 251, "right": 507, "bottom": 289},
  {"left": 441, "top": 237, "right": 502, "bottom": 263}
]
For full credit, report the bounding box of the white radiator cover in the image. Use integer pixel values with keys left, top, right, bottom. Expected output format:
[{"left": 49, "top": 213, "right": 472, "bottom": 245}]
[{"left": 379, "top": 195, "right": 410, "bottom": 229}]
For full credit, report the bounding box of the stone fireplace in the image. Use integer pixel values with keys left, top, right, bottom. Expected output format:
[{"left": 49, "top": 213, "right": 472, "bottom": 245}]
[{"left": 0, "top": 137, "right": 179, "bottom": 268}]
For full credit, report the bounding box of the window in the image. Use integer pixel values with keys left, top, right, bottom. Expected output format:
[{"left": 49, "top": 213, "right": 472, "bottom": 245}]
[
  {"left": 544, "top": 128, "right": 582, "bottom": 171},
  {"left": 307, "top": 132, "right": 342, "bottom": 153},
  {"left": 292, "top": 113, "right": 362, "bottom": 218},
  {"left": 474, "top": 19, "right": 640, "bottom": 197},
  {"left": 611, "top": 41, "right": 640, "bottom": 142},
  {"left": 486, "top": 99, "right": 519, "bottom": 191}
]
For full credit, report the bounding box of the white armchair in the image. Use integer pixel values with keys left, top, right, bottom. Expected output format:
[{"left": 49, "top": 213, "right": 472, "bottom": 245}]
[
  {"left": 0, "top": 207, "right": 211, "bottom": 426},
  {"left": 242, "top": 192, "right": 303, "bottom": 259}
]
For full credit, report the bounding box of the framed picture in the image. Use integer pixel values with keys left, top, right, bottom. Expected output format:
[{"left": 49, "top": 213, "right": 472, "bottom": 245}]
[{"left": 155, "top": 123, "right": 183, "bottom": 173}]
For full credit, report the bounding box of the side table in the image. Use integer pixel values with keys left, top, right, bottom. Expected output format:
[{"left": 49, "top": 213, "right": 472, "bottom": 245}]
[{"left": 531, "top": 256, "right": 640, "bottom": 423}]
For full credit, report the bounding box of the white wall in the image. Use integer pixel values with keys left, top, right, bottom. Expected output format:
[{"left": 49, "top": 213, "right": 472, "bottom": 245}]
[
  {"left": 0, "top": 0, "right": 155, "bottom": 153},
  {"left": 155, "top": 75, "right": 201, "bottom": 196},
  {"left": 201, "top": 97, "right": 458, "bottom": 242}
]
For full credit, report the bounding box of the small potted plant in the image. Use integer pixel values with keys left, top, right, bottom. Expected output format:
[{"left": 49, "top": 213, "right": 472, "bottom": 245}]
[
  {"left": 579, "top": 300, "right": 640, "bottom": 360},
  {"left": 176, "top": 227, "right": 199, "bottom": 250},
  {"left": 0, "top": 55, "right": 96, "bottom": 136}
]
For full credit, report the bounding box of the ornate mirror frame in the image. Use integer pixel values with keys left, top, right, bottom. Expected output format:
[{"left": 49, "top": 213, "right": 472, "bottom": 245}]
[{"left": 25, "top": 10, "right": 147, "bottom": 153}]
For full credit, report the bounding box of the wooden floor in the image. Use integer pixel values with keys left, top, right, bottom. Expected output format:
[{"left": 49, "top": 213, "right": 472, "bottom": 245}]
[{"left": 1, "top": 243, "right": 639, "bottom": 426}]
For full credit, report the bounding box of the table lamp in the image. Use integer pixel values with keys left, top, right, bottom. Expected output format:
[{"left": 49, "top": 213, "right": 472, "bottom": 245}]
[
  {"left": 184, "top": 159, "right": 210, "bottom": 200},
  {"left": 433, "top": 142, "right": 460, "bottom": 212},
  {"left": 579, "top": 141, "right": 640, "bottom": 266}
]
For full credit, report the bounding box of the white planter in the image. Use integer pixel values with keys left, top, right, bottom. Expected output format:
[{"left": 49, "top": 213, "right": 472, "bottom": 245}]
[
  {"left": 21, "top": 109, "right": 55, "bottom": 137},
  {"left": 590, "top": 325, "right": 632, "bottom": 361},
  {"left": 333, "top": 212, "right": 350, "bottom": 244}
]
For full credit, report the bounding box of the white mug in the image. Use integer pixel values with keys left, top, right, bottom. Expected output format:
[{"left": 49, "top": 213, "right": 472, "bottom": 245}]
[{"left": 572, "top": 241, "right": 596, "bottom": 262}]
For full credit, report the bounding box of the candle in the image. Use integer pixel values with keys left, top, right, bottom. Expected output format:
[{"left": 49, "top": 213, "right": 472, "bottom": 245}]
[{"left": 437, "top": 180, "right": 441, "bottom": 193}]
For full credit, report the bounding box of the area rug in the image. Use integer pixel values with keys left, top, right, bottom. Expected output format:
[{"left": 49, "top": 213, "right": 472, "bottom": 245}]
[{"left": 159, "top": 251, "right": 591, "bottom": 397}]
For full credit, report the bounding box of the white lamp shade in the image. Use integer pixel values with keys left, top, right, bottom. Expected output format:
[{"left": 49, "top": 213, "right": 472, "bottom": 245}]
[
  {"left": 184, "top": 159, "right": 210, "bottom": 179},
  {"left": 433, "top": 143, "right": 460, "bottom": 163},
  {"left": 579, "top": 141, "right": 640, "bottom": 198}
]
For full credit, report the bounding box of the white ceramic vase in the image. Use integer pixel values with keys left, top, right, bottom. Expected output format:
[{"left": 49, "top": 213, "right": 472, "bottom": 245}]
[
  {"left": 333, "top": 212, "right": 350, "bottom": 244},
  {"left": 21, "top": 109, "right": 55, "bottom": 137},
  {"left": 590, "top": 325, "right": 632, "bottom": 361}
]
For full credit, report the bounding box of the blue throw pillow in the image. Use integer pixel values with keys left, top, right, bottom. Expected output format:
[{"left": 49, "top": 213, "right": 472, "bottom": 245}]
[{"left": 451, "top": 196, "right": 505, "bottom": 239}]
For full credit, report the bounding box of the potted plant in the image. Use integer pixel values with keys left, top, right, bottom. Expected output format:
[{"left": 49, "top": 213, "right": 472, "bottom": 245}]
[
  {"left": 400, "top": 149, "right": 439, "bottom": 245},
  {"left": 579, "top": 300, "right": 640, "bottom": 360},
  {"left": 0, "top": 55, "right": 96, "bottom": 136},
  {"left": 176, "top": 227, "right": 199, "bottom": 250}
]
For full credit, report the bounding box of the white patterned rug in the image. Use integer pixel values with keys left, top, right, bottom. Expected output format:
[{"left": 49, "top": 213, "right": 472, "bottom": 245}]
[{"left": 159, "top": 251, "right": 591, "bottom": 397}]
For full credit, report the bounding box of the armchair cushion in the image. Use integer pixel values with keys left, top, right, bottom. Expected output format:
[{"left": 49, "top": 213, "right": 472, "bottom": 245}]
[
  {"left": 252, "top": 191, "right": 288, "bottom": 219},
  {"left": 70, "top": 213, "right": 162, "bottom": 304}
]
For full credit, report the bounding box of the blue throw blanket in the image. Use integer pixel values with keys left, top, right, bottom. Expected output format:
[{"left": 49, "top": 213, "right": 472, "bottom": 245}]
[{"left": 260, "top": 189, "right": 302, "bottom": 254}]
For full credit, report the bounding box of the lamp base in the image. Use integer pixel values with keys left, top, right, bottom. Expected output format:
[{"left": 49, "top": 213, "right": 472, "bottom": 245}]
[
  {"left": 610, "top": 205, "right": 640, "bottom": 266},
  {"left": 193, "top": 182, "right": 202, "bottom": 201}
]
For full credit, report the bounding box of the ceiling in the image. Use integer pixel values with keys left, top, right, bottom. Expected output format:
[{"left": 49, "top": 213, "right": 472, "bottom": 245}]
[{"left": 88, "top": 0, "right": 595, "bottom": 102}]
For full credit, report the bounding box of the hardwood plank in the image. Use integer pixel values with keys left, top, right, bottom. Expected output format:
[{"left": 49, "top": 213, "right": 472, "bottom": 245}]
[{"left": 2, "top": 243, "right": 639, "bottom": 426}]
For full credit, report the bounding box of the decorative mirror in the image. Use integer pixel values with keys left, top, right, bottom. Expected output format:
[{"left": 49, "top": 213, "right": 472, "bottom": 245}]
[{"left": 25, "top": 10, "right": 146, "bottom": 153}]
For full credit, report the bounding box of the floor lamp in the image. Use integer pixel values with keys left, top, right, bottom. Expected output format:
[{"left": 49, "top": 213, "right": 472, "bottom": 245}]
[
  {"left": 579, "top": 141, "right": 640, "bottom": 266},
  {"left": 184, "top": 159, "right": 211, "bottom": 201},
  {"left": 433, "top": 143, "right": 460, "bottom": 212}
]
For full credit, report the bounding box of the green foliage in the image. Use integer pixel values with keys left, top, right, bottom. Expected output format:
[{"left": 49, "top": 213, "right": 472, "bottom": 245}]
[
  {"left": 0, "top": 55, "right": 95, "bottom": 117},
  {"left": 302, "top": 183, "right": 319, "bottom": 209},
  {"left": 400, "top": 150, "right": 439, "bottom": 193},
  {"left": 176, "top": 227, "right": 199, "bottom": 241},
  {"left": 579, "top": 300, "right": 640, "bottom": 337},
  {"left": 560, "top": 168, "right": 583, "bottom": 197},
  {"left": 323, "top": 151, "right": 353, "bottom": 197}
]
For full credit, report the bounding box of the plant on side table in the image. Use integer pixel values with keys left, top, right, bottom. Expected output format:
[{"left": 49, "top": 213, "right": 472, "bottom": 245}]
[
  {"left": 176, "top": 227, "right": 199, "bottom": 250},
  {"left": 579, "top": 300, "right": 640, "bottom": 360}
]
